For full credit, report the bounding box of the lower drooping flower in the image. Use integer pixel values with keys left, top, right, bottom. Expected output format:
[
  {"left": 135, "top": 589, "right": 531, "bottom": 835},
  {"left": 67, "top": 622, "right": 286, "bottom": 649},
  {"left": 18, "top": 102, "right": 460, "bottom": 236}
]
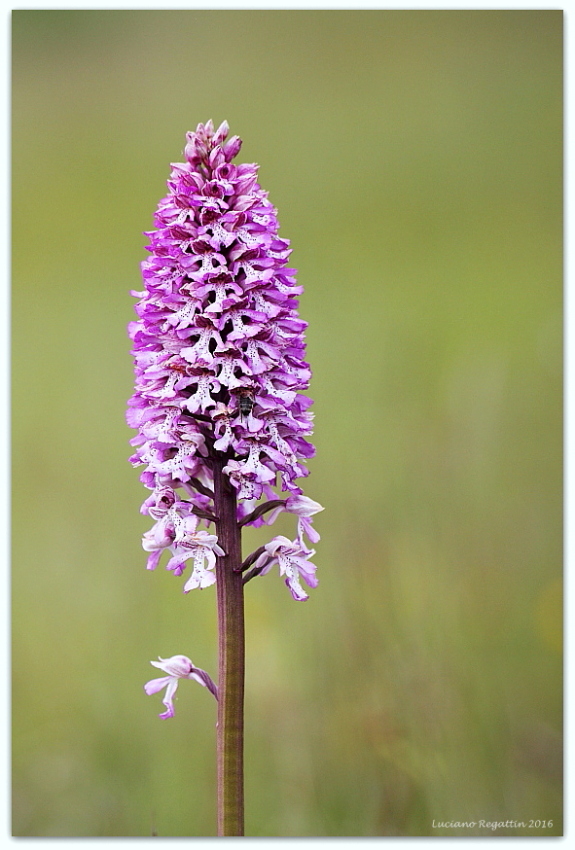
[{"left": 144, "top": 655, "right": 218, "bottom": 719}]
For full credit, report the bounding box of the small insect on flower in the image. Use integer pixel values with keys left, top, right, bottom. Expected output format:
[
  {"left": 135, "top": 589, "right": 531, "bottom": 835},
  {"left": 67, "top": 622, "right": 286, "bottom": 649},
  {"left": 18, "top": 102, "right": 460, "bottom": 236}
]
[{"left": 237, "top": 387, "right": 255, "bottom": 420}]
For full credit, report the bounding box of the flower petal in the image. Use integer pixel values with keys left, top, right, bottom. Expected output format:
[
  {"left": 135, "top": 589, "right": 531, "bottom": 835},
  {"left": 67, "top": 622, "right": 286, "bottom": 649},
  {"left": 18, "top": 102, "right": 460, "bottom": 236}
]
[
  {"left": 285, "top": 495, "right": 324, "bottom": 517},
  {"left": 151, "top": 654, "right": 194, "bottom": 677},
  {"left": 183, "top": 565, "right": 217, "bottom": 592},
  {"left": 144, "top": 675, "right": 171, "bottom": 696},
  {"left": 159, "top": 678, "right": 179, "bottom": 719}
]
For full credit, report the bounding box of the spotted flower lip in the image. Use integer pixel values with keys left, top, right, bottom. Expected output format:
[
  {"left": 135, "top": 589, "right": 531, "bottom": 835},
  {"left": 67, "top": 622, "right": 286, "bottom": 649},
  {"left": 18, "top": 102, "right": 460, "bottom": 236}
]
[
  {"left": 254, "top": 535, "right": 319, "bottom": 602},
  {"left": 128, "top": 119, "right": 323, "bottom": 599},
  {"left": 144, "top": 507, "right": 225, "bottom": 590},
  {"left": 144, "top": 654, "right": 218, "bottom": 718}
]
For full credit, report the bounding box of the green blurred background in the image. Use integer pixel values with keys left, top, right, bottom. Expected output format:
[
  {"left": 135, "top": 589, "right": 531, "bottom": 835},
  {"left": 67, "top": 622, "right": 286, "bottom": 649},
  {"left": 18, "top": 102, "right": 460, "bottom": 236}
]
[{"left": 12, "top": 10, "right": 562, "bottom": 837}]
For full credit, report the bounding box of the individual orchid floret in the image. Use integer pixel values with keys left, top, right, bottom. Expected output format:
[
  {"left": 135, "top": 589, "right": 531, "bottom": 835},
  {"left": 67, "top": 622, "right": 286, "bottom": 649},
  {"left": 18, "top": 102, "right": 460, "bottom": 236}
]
[
  {"left": 177, "top": 530, "right": 225, "bottom": 592},
  {"left": 284, "top": 494, "right": 323, "bottom": 548},
  {"left": 251, "top": 535, "right": 318, "bottom": 602},
  {"left": 144, "top": 654, "right": 218, "bottom": 719},
  {"left": 238, "top": 492, "right": 323, "bottom": 551},
  {"left": 144, "top": 507, "right": 225, "bottom": 590},
  {"left": 142, "top": 514, "right": 176, "bottom": 571}
]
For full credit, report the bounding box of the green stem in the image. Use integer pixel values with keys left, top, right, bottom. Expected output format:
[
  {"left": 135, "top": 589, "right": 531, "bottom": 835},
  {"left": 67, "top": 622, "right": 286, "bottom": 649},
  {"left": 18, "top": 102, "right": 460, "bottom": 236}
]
[{"left": 213, "top": 455, "right": 245, "bottom": 836}]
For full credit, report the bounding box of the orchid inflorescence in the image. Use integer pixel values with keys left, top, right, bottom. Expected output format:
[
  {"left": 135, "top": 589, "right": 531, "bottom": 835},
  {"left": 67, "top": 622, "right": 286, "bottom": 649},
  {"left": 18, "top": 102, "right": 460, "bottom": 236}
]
[{"left": 127, "top": 121, "right": 322, "bottom": 718}]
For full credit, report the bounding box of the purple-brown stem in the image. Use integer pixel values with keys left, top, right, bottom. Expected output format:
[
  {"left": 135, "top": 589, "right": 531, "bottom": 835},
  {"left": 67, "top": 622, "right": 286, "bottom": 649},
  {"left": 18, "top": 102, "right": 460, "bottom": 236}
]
[{"left": 212, "top": 454, "right": 245, "bottom": 836}]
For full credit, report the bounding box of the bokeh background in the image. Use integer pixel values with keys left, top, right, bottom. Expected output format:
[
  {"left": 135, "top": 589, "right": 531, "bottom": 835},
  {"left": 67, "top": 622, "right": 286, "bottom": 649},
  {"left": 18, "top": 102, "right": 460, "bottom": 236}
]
[{"left": 12, "top": 9, "right": 562, "bottom": 838}]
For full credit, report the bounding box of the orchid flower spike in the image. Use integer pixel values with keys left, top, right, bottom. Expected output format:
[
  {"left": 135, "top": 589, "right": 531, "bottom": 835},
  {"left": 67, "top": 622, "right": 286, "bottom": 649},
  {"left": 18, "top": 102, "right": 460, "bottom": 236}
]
[{"left": 128, "top": 120, "right": 323, "bottom": 600}]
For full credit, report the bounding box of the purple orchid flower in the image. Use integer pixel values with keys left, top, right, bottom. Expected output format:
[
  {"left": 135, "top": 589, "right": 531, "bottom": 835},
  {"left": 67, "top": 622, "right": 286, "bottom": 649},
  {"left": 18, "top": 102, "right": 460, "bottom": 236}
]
[
  {"left": 144, "top": 655, "right": 218, "bottom": 719},
  {"left": 127, "top": 120, "right": 323, "bottom": 599},
  {"left": 253, "top": 535, "right": 319, "bottom": 602}
]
